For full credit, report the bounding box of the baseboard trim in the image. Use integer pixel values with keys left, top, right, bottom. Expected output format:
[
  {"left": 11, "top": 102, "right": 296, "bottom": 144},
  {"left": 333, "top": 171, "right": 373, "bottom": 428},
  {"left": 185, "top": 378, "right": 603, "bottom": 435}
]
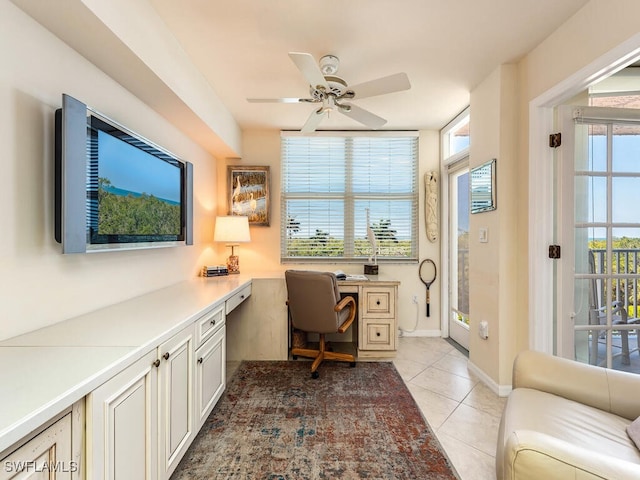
[
  {"left": 398, "top": 329, "right": 441, "bottom": 337},
  {"left": 467, "top": 360, "right": 512, "bottom": 398}
]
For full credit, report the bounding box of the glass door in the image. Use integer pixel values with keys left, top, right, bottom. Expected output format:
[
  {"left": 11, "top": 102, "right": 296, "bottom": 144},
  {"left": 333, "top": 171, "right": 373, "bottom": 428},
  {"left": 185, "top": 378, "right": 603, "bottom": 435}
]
[
  {"left": 448, "top": 162, "right": 470, "bottom": 350},
  {"left": 560, "top": 106, "right": 640, "bottom": 372}
]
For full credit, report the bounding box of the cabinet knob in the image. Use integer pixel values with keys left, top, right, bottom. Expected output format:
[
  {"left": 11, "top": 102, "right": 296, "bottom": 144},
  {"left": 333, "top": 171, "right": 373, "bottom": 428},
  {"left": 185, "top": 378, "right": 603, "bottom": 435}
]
[
  {"left": 210, "top": 319, "right": 216, "bottom": 326},
  {"left": 197, "top": 357, "right": 203, "bottom": 364},
  {"left": 163, "top": 352, "right": 170, "bottom": 360},
  {"left": 376, "top": 300, "right": 381, "bottom": 305},
  {"left": 240, "top": 295, "right": 245, "bottom": 299},
  {"left": 153, "top": 359, "right": 161, "bottom": 368},
  {"left": 376, "top": 332, "right": 381, "bottom": 337}
]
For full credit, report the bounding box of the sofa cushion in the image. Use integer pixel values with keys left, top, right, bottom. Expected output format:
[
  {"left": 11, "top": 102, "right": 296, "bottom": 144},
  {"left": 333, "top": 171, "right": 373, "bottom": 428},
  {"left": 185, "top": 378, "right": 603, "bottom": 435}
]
[
  {"left": 501, "top": 388, "right": 640, "bottom": 465},
  {"left": 627, "top": 416, "right": 640, "bottom": 450}
]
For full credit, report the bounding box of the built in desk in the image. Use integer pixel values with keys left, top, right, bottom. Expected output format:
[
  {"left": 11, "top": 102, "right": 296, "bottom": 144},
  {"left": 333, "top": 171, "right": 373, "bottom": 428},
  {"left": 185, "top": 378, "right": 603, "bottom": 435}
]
[{"left": 223, "top": 273, "right": 400, "bottom": 361}]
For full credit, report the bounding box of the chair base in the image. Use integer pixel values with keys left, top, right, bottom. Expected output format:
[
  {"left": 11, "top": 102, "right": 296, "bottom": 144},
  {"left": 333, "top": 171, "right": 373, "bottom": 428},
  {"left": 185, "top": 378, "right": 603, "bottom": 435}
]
[{"left": 291, "top": 334, "right": 356, "bottom": 378}]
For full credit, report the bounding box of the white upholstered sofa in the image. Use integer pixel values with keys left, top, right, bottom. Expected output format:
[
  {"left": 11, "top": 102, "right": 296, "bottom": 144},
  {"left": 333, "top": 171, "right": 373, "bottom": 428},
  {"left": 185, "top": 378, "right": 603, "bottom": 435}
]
[{"left": 497, "top": 350, "right": 640, "bottom": 479}]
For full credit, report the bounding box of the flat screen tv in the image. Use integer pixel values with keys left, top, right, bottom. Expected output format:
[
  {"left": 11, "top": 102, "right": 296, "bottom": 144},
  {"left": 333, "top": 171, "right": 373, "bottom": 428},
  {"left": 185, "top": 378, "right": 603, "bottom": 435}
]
[{"left": 55, "top": 94, "right": 193, "bottom": 253}]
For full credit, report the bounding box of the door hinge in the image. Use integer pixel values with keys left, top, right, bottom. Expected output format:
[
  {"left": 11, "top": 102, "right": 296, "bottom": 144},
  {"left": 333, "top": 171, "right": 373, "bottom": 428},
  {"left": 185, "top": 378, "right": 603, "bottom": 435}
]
[
  {"left": 548, "top": 245, "right": 561, "bottom": 259},
  {"left": 549, "top": 133, "right": 562, "bottom": 148}
]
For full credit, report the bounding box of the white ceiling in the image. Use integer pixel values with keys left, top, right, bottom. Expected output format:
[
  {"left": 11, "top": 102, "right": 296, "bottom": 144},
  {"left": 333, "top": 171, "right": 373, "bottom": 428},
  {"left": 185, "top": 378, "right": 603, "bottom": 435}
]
[{"left": 149, "top": 0, "right": 589, "bottom": 132}]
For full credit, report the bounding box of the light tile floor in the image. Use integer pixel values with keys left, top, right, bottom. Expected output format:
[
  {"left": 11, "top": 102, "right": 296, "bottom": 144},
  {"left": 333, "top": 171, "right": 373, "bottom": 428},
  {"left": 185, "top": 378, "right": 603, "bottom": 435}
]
[{"left": 393, "top": 336, "right": 506, "bottom": 480}]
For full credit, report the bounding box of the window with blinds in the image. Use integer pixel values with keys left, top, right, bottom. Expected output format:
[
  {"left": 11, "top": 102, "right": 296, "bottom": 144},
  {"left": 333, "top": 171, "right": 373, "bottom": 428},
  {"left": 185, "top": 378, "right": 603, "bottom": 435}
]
[{"left": 281, "top": 131, "right": 418, "bottom": 262}]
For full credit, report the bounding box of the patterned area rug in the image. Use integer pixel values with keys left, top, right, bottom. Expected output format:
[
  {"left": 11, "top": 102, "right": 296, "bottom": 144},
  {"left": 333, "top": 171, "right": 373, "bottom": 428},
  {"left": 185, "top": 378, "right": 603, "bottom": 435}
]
[{"left": 172, "top": 361, "right": 459, "bottom": 479}]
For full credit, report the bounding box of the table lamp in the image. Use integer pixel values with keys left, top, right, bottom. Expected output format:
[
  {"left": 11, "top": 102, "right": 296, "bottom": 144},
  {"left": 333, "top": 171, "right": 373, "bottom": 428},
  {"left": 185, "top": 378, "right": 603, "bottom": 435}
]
[{"left": 214, "top": 216, "right": 251, "bottom": 274}]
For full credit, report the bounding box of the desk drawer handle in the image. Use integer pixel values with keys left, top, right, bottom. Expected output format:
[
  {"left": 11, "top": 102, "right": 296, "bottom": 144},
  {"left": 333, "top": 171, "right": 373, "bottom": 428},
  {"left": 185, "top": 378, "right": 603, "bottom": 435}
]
[
  {"left": 197, "top": 357, "right": 203, "bottom": 364},
  {"left": 153, "top": 359, "right": 161, "bottom": 368},
  {"left": 163, "top": 352, "right": 170, "bottom": 360},
  {"left": 210, "top": 319, "right": 216, "bottom": 326}
]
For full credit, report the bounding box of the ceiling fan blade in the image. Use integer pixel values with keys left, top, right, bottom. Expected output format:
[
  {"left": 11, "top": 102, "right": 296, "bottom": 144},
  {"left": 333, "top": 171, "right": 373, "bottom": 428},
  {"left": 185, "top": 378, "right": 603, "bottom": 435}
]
[
  {"left": 340, "top": 103, "right": 387, "bottom": 129},
  {"left": 247, "top": 98, "right": 314, "bottom": 103},
  {"left": 289, "top": 52, "right": 329, "bottom": 90},
  {"left": 300, "top": 108, "right": 327, "bottom": 133},
  {"left": 349, "top": 72, "right": 411, "bottom": 99}
]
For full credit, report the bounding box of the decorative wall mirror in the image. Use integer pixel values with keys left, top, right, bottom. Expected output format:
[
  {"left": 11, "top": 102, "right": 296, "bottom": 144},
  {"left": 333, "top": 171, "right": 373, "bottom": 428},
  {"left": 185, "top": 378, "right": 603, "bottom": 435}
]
[{"left": 470, "top": 158, "right": 496, "bottom": 214}]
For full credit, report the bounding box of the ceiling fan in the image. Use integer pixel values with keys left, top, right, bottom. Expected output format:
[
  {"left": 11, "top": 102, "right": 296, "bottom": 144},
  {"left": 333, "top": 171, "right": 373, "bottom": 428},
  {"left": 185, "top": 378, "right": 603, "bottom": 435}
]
[{"left": 247, "top": 52, "right": 411, "bottom": 133}]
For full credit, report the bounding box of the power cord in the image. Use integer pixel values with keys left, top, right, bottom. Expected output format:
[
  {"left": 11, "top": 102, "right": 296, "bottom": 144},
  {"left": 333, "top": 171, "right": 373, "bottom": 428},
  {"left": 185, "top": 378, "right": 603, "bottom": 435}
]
[{"left": 399, "top": 295, "right": 419, "bottom": 336}]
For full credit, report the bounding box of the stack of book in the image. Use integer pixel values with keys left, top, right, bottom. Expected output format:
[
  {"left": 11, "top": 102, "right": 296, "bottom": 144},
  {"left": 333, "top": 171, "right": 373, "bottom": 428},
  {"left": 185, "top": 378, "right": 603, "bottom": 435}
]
[{"left": 201, "top": 265, "right": 229, "bottom": 277}]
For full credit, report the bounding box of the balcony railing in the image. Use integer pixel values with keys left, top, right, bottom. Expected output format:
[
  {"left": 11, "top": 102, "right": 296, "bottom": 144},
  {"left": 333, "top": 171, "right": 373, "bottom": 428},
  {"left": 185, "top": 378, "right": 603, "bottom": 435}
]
[{"left": 590, "top": 248, "right": 640, "bottom": 318}]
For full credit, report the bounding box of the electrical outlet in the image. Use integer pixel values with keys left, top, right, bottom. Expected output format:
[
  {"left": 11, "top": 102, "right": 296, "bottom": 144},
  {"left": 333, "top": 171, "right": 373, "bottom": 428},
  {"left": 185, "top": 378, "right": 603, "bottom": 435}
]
[{"left": 479, "top": 321, "right": 489, "bottom": 339}]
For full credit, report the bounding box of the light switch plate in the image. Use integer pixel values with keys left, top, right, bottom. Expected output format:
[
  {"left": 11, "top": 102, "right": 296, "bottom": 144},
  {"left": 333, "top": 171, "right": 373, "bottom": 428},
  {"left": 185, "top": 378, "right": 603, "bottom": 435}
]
[{"left": 479, "top": 227, "right": 488, "bottom": 243}]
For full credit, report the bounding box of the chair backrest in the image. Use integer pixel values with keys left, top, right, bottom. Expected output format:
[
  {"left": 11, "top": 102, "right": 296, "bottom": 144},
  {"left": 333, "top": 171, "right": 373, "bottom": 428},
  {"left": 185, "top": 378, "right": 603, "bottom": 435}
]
[{"left": 285, "top": 270, "right": 342, "bottom": 334}]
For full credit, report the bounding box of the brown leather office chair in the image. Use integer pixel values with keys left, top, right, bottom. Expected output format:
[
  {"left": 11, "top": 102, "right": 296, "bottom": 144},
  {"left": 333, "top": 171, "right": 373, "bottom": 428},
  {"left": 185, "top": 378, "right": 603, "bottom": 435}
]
[{"left": 285, "top": 270, "right": 356, "bottom": 378}]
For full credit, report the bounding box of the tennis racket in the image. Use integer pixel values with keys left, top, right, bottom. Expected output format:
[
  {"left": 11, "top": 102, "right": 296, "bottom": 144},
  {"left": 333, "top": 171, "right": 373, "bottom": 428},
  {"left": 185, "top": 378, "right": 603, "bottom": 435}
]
[{"left": 418, "top": 259, "right": 437, "bottom": 317}]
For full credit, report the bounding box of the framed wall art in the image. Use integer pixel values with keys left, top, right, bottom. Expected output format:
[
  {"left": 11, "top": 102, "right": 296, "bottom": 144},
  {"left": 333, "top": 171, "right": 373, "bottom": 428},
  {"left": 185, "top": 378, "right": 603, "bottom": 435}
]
[
  {"left": 227, "top": 165, "right": 270, "bottom": 226},
  {"left": 470, "top": 158, "right": 496, "bottom": 214}
]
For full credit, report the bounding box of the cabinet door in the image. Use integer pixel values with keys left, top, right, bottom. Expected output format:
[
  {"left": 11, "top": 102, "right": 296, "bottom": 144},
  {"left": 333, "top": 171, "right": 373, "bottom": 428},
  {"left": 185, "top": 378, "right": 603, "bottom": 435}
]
[
  {"left": 195, "top": 325, "right": 226, "bottom": 428},
  {"left": 86, "top": 350, "right": 158, "bottom": 480},
  {"left": 0, "top": 414, "right": 73, "bottom": 480},
  {"left": 158, "top": 324, "right": 194, "bottom": 480}
]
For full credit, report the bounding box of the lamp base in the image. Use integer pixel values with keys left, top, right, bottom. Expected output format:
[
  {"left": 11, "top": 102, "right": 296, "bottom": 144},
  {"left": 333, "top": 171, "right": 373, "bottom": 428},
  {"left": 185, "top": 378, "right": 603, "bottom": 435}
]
[
  {"left": 364, "top": 264, "right": 378, "bottom": 275},
  {"left": 227, "top": 254, "right": 240, "bottom": 274}
]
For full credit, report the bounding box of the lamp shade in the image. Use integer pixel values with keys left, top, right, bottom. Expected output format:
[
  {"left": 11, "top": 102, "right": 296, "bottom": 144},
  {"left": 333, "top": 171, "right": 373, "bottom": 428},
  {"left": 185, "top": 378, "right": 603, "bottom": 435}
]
[{"left": 214, "top": 216, "right": 251, "bottom": 243}]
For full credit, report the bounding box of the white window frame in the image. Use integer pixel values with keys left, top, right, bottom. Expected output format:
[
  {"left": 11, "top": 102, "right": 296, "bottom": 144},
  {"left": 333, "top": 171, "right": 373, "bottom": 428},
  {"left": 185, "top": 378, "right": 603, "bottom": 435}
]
[{"left": 440, "top": 108, "right": 470, "bottom": 336}]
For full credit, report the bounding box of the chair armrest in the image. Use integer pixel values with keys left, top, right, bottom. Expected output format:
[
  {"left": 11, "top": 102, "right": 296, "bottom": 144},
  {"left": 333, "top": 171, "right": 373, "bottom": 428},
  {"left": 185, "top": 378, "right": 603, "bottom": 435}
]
[
  {"left": 335, "top": 295, "right": 356, "bottom": 333},
  {"left": 513, "top": 350, "right": 640, "bottom": 419},
  {"left": 503, "top": 430, "right": 640, "bottom": 480}
]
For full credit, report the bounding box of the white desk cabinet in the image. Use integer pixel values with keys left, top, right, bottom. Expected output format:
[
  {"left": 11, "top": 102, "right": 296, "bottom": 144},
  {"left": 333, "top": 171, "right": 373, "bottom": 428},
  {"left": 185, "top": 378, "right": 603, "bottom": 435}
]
[
  {"left": 0, "top": 277, "right": 252, "bottom": 480},
  {"left": 0, "top": 414, "right": 71, "bottom": 480},
  {"left": 158, "top": 324, "right": 195, "bottom": 480},
  {"left": 195, "top": 324, "right": 226, "bottom": 429},
  {"left": 0, "top": 403, "right": 83, "bottom": 480},
  {"left": 87, "top": 323, "right": 202, "bottom": 480},
  {"left": 86, "top": 350, "right": 158, "bottom": 480}
]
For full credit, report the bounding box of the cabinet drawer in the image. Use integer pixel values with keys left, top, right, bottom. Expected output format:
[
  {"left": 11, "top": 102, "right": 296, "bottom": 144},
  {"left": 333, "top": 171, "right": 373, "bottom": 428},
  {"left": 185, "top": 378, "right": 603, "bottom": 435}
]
[
  {"left": 361, "top": 320, "right": 395, "bottom": 350},
  {"left": 225, "top": 284, "right": 251, "bottom": 315},
  {"left": 362, "top": 287, "right": 395, "bottom": 318},
  {"left": 195, "top": 304, "right": 225, "bottom": 348}
]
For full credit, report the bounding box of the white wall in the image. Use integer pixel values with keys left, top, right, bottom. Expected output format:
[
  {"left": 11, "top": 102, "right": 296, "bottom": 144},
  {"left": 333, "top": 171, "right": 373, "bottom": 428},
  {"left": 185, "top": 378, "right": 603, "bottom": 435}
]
[
  {"left": 0, "top": 2, "right": 220, "bottom": 341},
  {"left": 468, "top": 65, "right": 518, "bottom": 388},
  {"left": 215, "top": 129, "right": 443, "bottom": 335}
]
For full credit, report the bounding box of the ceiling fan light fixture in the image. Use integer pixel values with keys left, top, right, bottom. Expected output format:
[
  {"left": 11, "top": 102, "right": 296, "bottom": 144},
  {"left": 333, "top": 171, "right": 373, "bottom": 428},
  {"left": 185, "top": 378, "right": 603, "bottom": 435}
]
[{"left": 319, "top": 55, "right": 339, "bottom": 75}]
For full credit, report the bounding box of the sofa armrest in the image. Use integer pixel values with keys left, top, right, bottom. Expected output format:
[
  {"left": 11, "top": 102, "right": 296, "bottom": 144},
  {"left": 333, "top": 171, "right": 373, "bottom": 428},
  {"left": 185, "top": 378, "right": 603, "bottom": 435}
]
[
  {"left": 504, "top": 430, "right": 640, "bottom": 480},
  {"left": 513, "top": 350, "right": 640, "bottom": 420}
]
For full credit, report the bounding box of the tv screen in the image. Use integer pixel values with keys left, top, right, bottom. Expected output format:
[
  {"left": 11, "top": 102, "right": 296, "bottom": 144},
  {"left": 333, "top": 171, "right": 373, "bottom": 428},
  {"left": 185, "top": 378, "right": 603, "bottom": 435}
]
[
  {"left": 87, "top": 114, "right": 185, "bottom": 245},
  {"left": 55, "top": 94, "right": 193, "bottom": 253}
]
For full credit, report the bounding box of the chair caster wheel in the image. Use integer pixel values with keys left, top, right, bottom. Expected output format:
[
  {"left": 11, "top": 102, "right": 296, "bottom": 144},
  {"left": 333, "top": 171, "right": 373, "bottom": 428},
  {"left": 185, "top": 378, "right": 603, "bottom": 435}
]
[
  {"left": 311, "top": 371, "right": 320, "bottom": 379},
  {"left": 350, "top": 362, "right": 356, "bottom": 368}
]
